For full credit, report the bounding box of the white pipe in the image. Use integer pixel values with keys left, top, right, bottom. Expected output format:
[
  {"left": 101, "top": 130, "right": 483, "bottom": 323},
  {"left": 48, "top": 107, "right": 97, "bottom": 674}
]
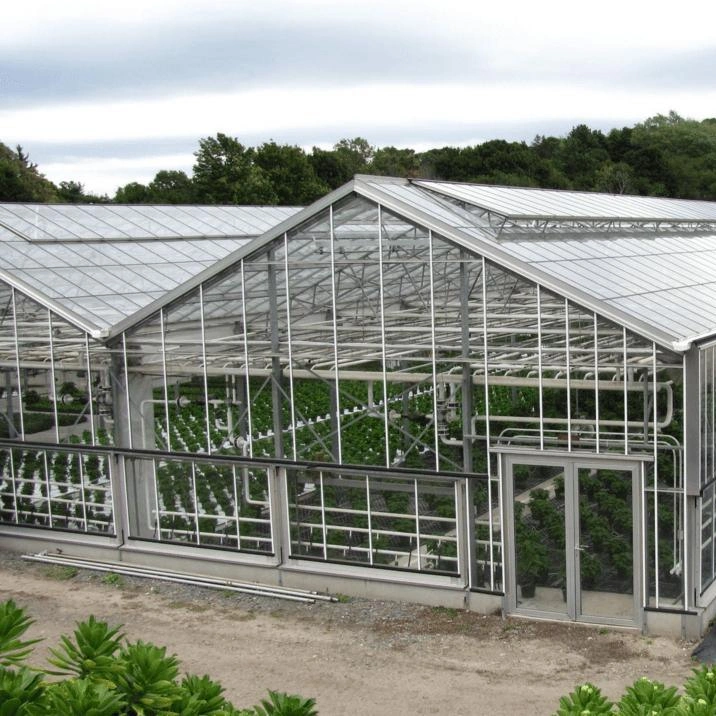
[{"left": 22, "top": 553, "right": 334, "bottom": 603}]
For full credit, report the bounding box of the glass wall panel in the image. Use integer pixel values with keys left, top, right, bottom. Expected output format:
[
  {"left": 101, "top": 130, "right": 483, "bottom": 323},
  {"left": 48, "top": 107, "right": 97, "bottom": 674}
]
[
  {"left": 702, "top": 482, "right": 715, "bottom": 591},
  {"left": 513, "top": 463, "right": 566, "bottom": 613},
  {"left": 0, "top": 445, "right": 114, "bottom": 533},
  {"left": 473, "top": 475, "right": 503, "bottom": 591},
  {"left": 0, "top": 282, "right": 112, "bottom": 448},
  {"left": 645, "top": 474, "right": 683, "bottom": 607},
  {"left": 287, "top": 467, "right": 459, "bottom": 575},
  {"left": 125, "top": 455, "right": 272, "bottom": 553}
]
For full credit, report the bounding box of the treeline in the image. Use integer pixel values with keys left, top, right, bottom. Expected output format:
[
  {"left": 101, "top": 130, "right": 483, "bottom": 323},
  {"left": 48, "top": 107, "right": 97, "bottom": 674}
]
[{"left": 3, "top": 111, "right": 716, "bottom": 205}]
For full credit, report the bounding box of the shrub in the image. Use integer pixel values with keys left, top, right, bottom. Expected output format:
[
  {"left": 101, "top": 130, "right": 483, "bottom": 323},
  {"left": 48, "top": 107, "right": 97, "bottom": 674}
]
[
  {"left": 0, "top": 599, "right": 318, "bottom": 715},
  {"left": 555, "top": 669, "right": 716, "bottom": 715},
  {"left": 555, "top": 683, "right": 613, "bottom": 715}
]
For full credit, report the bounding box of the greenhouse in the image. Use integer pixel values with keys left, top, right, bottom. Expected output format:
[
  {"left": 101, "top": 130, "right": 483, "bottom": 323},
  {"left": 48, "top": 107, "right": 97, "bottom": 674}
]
[{"left": 2, "top": 178, "right": 716, "bottom": 635}]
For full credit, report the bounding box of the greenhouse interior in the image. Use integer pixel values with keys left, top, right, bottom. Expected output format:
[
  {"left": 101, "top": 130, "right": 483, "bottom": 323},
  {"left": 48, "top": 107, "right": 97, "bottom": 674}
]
[{"left": 2, "top": 175, "right": 716, "bottom": 635}]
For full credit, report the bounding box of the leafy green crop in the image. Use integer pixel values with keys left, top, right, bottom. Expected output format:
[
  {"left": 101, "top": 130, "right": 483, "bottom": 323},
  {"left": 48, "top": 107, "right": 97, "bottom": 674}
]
[
  {"left": 0, "top": 600, "right": 41, "bottom": 668},
  {"left": 555, "top": 683, "right": 613, "bottom": 715},
  {"left": 0, "top": 599, "right": 318, "bottom": 715}
]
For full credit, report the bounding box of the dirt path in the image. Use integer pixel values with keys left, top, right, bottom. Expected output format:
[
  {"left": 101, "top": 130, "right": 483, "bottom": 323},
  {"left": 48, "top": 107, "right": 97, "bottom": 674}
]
[{"left": 0, "top": 551, "right": 699, "bottom": 715}]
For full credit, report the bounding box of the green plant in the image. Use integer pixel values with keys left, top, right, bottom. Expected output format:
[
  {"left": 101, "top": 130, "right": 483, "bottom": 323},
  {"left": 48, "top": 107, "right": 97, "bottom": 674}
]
[
  {"left": 43, "top": 565, "right": 79, "bottom": 581},
  {"left": 48, "top": 614, "right": 125, "bottom": 682},
  {"left": 683, "top": 666, "right": 716, "bottom": 708},
  {"left": 516, "top": 529, "right": 549, "bottom": 594},
  {"left": 101, "top": 572, "right": 124, "bottom": 587},
  {"left": 0, "top": 666, "right": 46, "bottom": 714},
  {"left": 0, "top": 600, "right": 40, "bottom": 668},
  {"left": 579, "top": 551, "right": 602, "bottom": 589},
  {"left": 555, "top": 683, "right": 613, "bottom": 715},
  {"left": 617, "top": 677, "right": 680, "bottom": 715},
  {"left": 115, "top": 640, "right": 182, "bottom": 714},
  {"left": 0, "top": 598, "right": 318, "bottom": 715},
  {"left": 41, "top": 677, "right": 128, "bottom": 715},
  {"left": 173, "top": 673, "right": 236, "bottom": 715},
  {"left": 252, "top": 690, "right": 318, "bottom": 716}
]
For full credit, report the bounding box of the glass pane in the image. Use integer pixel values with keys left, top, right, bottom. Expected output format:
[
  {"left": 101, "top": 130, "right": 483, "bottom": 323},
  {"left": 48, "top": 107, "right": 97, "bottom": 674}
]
[
  {"left": 577, "top": 468, "right": 634, "bottom": 619},
  {"left": 513, "top": 463, "right": 566, "bottom": 614}
]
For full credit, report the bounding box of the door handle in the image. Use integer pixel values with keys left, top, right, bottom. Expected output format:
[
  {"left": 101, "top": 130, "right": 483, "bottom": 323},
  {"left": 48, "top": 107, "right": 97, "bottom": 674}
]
[{"left": 575, "top": 544, "right": 586, "bottom": 552}]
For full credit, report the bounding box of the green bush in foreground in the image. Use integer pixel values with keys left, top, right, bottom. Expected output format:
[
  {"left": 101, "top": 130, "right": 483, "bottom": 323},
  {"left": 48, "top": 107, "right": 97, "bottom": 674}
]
[
  {"left": 0, "top": 599, "right": 317, "bottom": 715},
  {"left": 556, "top": 673, "right": 716, "bottom": 715}
]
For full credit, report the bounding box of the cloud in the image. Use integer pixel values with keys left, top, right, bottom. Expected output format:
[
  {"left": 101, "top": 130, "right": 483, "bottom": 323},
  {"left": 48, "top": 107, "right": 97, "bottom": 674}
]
[
  {"left": 4, "top": 0, "right": 716, "bottom": 110},
  {"left": 3, "top": 0, "right": 716, "bottom": 195},
  {"left": 1, "top": 8, "right": 481, "bottom": 107}
]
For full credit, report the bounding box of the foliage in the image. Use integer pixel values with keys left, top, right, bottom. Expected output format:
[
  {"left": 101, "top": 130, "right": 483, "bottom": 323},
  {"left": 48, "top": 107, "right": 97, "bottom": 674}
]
[
  {"left": 0, "top": 599, "right": 318, "bottom": 715},
  {"left": 56, "top": 180, "right": 110, "bottom": 204},
  {"left": 0, "top": 143, "right": 57, "bottom": 202},
  {"left": 114, "top": 641, "right": 181, "bottom": 714},
  {"left": 0, "top": 600, "right": 41, "bottom": 668},
  {"left": 192, "top": 134, "right": 274, "bottom": 205},
  {"left": 683, "top": 666, "right": 716, "bottom": 709},
  {"left": 41, "top": 678, "right": 128, "bottom": 715},
  {"left": 0, "top": 666, "right": 46, "bottom": 714},
  {"left": 251, "top": 690, "right": 318, "bottom": 716},
  {"left": 555, "top": 683, "right": 613, "bottom": 715},
  {"left": 555, "top": 669, "right": 716, "bottom": 715},
  {"left": 617, "top": 677, "right": 680, "bottom": 715},
  {"left": 48, "top": 614, "right": 125, "bottom": 681},
  {"left": 7, "top": 111, "right": 716, "bottom": 205}
]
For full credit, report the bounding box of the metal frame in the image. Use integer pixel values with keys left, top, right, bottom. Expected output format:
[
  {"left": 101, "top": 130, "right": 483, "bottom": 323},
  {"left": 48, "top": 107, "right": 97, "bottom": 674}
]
[{"left": 0, "top": 181, "right": 701, "bottom": 629}]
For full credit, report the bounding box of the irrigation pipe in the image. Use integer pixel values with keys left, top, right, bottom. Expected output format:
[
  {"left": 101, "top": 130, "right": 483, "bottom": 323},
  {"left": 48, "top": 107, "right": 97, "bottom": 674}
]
[{"left": 22, "top": 552, "right": 337, "bottom": 604}]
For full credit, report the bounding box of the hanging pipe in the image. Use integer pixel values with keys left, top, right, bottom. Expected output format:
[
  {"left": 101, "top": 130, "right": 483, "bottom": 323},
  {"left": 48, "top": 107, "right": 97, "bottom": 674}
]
[
  {"left": 230, "top": 437, "right": 268, "bottom": 507},
  {"left": 438, "top": 378, "right": 674, "bottom": 446}
]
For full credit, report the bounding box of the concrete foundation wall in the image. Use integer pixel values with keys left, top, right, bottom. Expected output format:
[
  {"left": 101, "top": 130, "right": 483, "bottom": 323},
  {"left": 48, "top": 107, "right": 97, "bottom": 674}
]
[{"left": 3, "top": 527, "right": 704, "bottom": 637}]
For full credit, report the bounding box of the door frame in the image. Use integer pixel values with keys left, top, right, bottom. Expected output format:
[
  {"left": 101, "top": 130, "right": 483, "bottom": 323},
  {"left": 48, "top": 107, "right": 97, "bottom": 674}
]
[{"left": 501, "top": 451, "right": 643, "bottom": 627}]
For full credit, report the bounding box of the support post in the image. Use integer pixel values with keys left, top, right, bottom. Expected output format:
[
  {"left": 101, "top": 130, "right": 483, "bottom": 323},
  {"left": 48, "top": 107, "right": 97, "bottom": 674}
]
[
  {"left": 460, "top": 252, "right": 474, "bottom": 472},
  {"left": 111, "top": 346, "right": 156, "bottom": 540},
  {"left": 684, "top": 347, "right": 701, "bottom": 608},
  {"left": 267, "top": 249, "right": 285, "bottom": 459}
]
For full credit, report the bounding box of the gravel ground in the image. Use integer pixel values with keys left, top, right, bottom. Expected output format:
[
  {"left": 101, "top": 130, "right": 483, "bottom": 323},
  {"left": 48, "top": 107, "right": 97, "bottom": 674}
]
[{"left": 0, "top": 548, "right": 701, "bottom": 715}]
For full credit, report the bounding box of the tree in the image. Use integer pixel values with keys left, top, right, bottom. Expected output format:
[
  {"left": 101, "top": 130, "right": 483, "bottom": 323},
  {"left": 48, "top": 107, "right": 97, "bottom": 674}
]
[
  {"left": 0, "top": 143, "right": 57, "bottom": 201},
  {"left": 417, "top": 146, "right": 464, "bottom": 180},
  {"left": 192, "top": 133, "right": 275, "bottom": 204},
  {"left": 147, "top": 170, "right": 195, "bottom": 204},
  {"left": 253, "top": 142, "right": 328, "bottom": 204},
  {"left": 308, "top": 147, "right": 355, "bottom": 189},
  {"left": 369, "top": 146, "right": 419, "bottom": 177},
  {"left": 630, "top": 113, "right": 716, "bottom": 198},
  {"left": 56, "top": 180, "right": 109, "bottom": 204},
  {"left": 114, "top": 181, "right": 152, "bottom": 204},
  {"left": 594, "top": 161, "right": 635, "bottom": 194},
  {"left": 555, "top": 125, "right": 610, "bottom": 189},
  {"left": 334, "top": 137, "right": 374, "bottom": 165}
]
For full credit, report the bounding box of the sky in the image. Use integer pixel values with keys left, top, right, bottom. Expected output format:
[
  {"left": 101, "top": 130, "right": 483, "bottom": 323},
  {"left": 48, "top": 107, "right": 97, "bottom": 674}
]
[{"left": 2, "top": 0, "right": 716, "bottom": 197}]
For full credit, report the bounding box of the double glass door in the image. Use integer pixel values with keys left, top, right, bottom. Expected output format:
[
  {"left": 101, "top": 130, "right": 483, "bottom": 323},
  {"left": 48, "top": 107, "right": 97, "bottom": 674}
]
[{"left": 504, "top": 455, "right": 640, "bottom": 626}]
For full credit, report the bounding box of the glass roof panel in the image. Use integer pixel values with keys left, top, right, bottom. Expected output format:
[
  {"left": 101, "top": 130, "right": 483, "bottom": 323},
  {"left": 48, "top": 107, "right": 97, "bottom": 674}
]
[
  {"left": 181, "top": 239, "right": 235, "bottom": 261},
  {"left": 415, "top": 180, "right": 716, "bottom": 221},
  {"left": 117, "top": 206, "right": 181, "bottom": 238},
  {"left": 41, "top": 206, "right": 106, "bottom": 239},
  {"left": 211, "top": 205, "right": 299, "bottom": 233},
  {"left": 14, "top": 268, "right": 89, "bottom": 299},
  {"left": 0, "top": 204, "right": 300, "bottom": 243},
  {"left": 167, "top": 206, "right": 233, "bottom": 235},
  {"left": 1, "top": 243, "right": 69, "bottom": 269},
  {"left": 82, "top": 205, "right": 155, "bottom": 237},
  {"left": 0, "top": 205, "right": 80, "bottom": 240},
  {"left": 74, "top": 266, "right": 155, "bottom": 296},
  {"left": 135, "top": 206, "right": 199, "bottom": 235},
  {"left": 46, "top": 204, "right": 128, "bottom": 238}
]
